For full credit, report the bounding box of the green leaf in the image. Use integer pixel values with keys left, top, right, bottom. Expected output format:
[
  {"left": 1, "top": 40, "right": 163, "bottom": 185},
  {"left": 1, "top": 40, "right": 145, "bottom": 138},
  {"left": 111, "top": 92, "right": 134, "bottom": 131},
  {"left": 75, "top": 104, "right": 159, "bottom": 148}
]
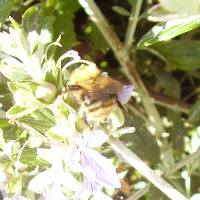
[
  {"left": 189, "top": 101, "right": 200, "bottom": 122},
  {"left": 167, "top": 111, "right": 185, "bottom": 153},
  {"left": 0, "top": 53, "right": 31, "bottom": 82},
  {"left": 7, "top": 177, "right": 22, "bottom": 195},
  {"left": 159, "top": 0, "right": 200, "bottom": 14},
  {"left": 138, "top": 15, "right": 200, "bottom": 47},
  {"left": 22, "top": 3, "right": 54, "bottom": 38},
  {"left": 150, "top": 41, "right": 200, "bottom": 71},
  {"left": 7, "top": 105, "right": 37, "bottom": 119},
  {"left": 0, "top": 119, "right": 10, "bottom": 128},
  {"left": 45, "top": 0, "right": 80, "bottom": 56},
  {"left": 151, "top": 65, "right": 181, "bottom": 99},
  {"left": 20, "top": 147, "right": 50, "bottom": 166},
  {"left": 0, "top": 0, "right": 15, "bottom": 27},
  {"left": 112, "top": 6, "right": 130, "bottom": 16},
  {"left": 85, "top": 22, "right": 109, "bottom": 52},
  {"left": 122, "top": 115, "right": 160, "bottom": 164},
  {"left": 149, "top": 185, "right": 170, "bottom": 200}
]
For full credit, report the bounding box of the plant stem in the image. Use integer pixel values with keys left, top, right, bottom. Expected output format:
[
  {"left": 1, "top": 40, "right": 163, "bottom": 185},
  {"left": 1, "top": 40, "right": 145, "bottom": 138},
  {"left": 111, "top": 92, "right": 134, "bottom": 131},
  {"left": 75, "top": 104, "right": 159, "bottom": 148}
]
[
  {"left": 127, "top": 103, "right": 149, "bottom": 123},
  {"left": 108, "top": 137, "right": 187, "bottom": 200},
  {"left": 127, "top": 183, "right": 151, "bottom": 200},
  {"left": 79, "top": 0, "right": 165, "bottom": 134},
  {"left": 150, "top": 90, "right": 190, "bottom": 114},
  {"left": 165, "top": 147, "right": 200, "bottom": 177},
  {"left": 125, "top": 0, "right": 143, "bottom": 48}
]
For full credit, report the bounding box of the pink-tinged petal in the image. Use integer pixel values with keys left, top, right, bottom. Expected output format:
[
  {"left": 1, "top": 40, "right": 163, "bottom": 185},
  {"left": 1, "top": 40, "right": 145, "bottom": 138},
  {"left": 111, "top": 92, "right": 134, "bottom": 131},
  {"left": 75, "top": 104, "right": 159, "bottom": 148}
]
[
  {"left": 28, "top": 168, "right": 56, "bottom": 193},
  {"left": 93, "top": 190, "right": 113, "bottom": 200},
  {"left": 117, "top": 85, "right": 133, "bottom": 104},
  {"left": 75, "top": 178, "right": 92, "bottom": 200},
  {"left": 84, "top": 130, "right": 108, "bottom": 148},
  {"left": 81, "top": 148, "right": 121, "bottom": 189},
  {"left": 65, "top": 144, "right": 82, "bottom": 172}
]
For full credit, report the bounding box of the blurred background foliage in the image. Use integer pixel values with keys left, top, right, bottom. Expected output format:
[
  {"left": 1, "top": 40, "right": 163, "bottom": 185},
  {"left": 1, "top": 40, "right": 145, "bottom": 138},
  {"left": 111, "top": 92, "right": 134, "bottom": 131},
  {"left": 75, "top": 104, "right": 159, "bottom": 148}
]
[{"left": 0, "top": 0, "right": 200, "bottom": 199}]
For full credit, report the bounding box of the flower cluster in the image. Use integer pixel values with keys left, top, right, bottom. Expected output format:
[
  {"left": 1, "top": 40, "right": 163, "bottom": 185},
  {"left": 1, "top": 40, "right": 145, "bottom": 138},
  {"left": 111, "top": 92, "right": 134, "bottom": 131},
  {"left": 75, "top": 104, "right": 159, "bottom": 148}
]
[{"left": 0, "top": 24, "right": 134, "bottom": 199}]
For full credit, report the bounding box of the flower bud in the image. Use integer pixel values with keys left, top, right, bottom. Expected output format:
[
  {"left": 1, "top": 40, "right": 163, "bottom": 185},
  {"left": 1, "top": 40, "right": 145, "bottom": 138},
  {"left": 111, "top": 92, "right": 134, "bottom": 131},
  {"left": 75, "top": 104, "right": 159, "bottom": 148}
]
[{"left": 35, "top": 82, "right": 57, "bottom": 103}]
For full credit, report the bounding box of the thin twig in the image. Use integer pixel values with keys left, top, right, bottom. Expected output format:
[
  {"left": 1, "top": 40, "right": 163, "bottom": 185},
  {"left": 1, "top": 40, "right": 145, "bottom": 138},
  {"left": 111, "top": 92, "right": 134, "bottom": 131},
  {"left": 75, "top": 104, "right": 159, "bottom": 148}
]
[
  {"left": 149, "top": 90, "right": 190, "bottom": 114},
  {"left": 165, "top": 147, "right": 200, "bottom": 177},
  {"left": 79, "top": 0, "right": 165, "bottom": 134},
  {"left": 114, "top": 145, "right": 200, "bottom": 199},
  {"left": 126, "top": 103, "right": 149, "bottom": 123},
  {"left": 125, "top": 0, "right": 143, "bottom": 48},
  {"left": 108, "top": 137, "right": 187, "bottom": 200}
]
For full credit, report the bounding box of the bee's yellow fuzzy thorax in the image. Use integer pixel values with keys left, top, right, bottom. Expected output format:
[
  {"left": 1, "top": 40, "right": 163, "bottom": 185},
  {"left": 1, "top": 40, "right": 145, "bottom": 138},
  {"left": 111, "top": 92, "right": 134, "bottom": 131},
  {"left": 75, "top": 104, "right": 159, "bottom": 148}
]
[{"left": 69, "top": 64, "right": 101, "bottom": 84}]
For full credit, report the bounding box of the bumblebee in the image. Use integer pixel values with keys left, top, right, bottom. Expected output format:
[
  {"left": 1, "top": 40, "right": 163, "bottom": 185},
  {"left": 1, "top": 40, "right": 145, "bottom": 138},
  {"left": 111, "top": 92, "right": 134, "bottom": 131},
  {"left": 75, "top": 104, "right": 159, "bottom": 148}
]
[{"left": 65, "top": 64, "right": 133, "bottom": 123}]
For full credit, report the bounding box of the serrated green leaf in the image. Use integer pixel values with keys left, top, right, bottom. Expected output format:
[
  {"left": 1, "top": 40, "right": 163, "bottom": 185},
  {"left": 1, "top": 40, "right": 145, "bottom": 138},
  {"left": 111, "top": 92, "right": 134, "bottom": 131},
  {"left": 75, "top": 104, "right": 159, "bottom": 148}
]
[
  {"left": 150, "top": 41, "right": 200, "bottom": 71},
  {"left": 19, "top": 147, "right": 50, "bottom": 166},
  {"left": 189, "top": 101, "right": 200, "bottom": 122},
  {"left": 7, "top": 105, "right": 37, "bottom": 119},
  {"left": 138, "top": 15, "right": 200, "bottom": 47},
  {"left": 112, "top": 6, "right": 130, "bottom": 16},
  {"left": 45, "top": 0, "right": 80, "bottom": 56},
  {"left": 0, "top": 0, "right": 15, "bottom": 27},
  {"left": 22, "top": 3, "right": 54, "bottom": 39}
]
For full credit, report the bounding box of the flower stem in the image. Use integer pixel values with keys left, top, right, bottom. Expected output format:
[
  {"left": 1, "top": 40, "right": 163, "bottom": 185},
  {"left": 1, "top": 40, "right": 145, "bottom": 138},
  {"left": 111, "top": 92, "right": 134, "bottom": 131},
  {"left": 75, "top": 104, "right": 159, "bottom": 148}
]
[
  {"left": 108, "top": 137, "right": 187, "bottom": 200},
  {"left": 125, "top": 0, "right": 143, "bottom": 48}
]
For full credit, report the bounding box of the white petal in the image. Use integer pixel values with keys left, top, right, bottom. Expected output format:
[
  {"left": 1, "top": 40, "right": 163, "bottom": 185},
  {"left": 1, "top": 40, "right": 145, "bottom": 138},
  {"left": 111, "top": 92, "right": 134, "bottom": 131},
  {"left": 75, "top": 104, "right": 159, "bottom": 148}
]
[
  {"left": 93, "top": 190, "right": 113, "bottom": 200},
  {"left": 37, "top": 148, "right": 53, "bottom": 163},
  {"left": 65, "top": 144, "right": 82, "bottom": 172},
  {"left": 84, "top": 130, "right": 108, "bottom": 148},
  {"left": 28, "top": 168, "right": 55, "bottom": 193},
  {"left": 60, "top": 172, "right": 80, "bottom": 191}
]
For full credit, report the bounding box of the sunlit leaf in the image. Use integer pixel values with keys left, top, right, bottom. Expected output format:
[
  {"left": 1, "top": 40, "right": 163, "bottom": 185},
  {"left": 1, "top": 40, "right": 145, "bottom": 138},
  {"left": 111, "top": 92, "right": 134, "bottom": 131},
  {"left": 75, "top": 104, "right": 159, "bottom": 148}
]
[
  {"left": 0, "top": 53, "right": 31, "bottom": 82},
  {"left": 22, "top": 3, "right": 54, "bottom": 40},
  {"left": 7, "top": 105, "right": 37, "bottom": 119},
  {"left": 45, "top": 0, "right": 80, "bottom": 56},
  {"left": 159, "top": 0, "right": 200, "bottom": 14},
  {"left": 138, "top": 15, "right": 200, "bottom": 47},
  {"left": 20, "top": 148, "right": 49, "bottom": 166}
]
